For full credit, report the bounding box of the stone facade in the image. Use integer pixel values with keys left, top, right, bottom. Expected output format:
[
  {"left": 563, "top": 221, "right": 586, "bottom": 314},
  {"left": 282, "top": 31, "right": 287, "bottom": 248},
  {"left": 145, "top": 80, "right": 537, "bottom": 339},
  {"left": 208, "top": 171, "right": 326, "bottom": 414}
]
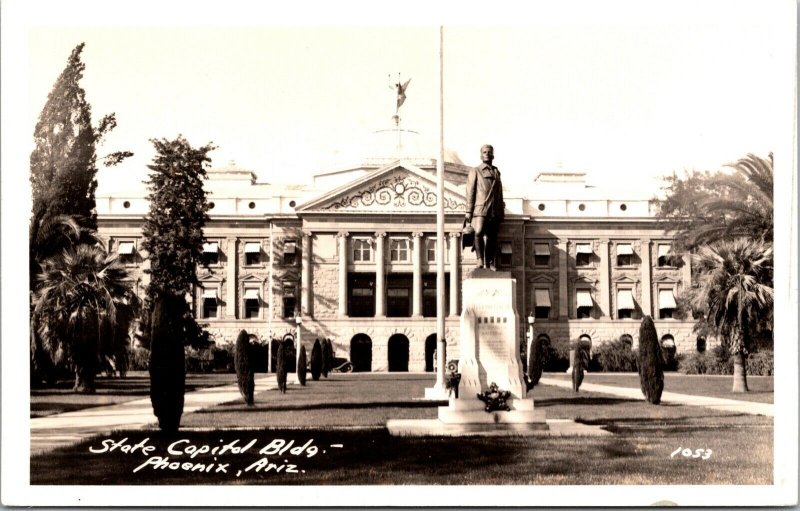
[{"left": 97, "top": 159, "right": 707, "bottom": 371}]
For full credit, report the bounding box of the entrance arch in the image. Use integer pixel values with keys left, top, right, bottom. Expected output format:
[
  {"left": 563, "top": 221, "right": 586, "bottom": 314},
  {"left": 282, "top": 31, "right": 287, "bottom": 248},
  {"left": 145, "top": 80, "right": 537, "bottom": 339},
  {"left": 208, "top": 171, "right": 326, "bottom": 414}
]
[
  {"left": 350, "top": 334, "right": 373, "bottom": 372},
  {"left": 424, "top": 334, "right": 437, "bottom": 372},
  {"left": 388, "top": 334, "right": 410, "bottom": 372}
]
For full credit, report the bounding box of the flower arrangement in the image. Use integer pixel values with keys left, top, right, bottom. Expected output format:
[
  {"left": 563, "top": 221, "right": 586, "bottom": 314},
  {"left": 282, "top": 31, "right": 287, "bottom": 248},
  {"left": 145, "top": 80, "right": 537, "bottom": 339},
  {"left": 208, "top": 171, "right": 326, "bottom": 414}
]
[
  {"left": 444, "top": 359, "right": 461, "bottom": 398},
  {"left": 477, "top": 382, "right": 511, "bottom": 412}
]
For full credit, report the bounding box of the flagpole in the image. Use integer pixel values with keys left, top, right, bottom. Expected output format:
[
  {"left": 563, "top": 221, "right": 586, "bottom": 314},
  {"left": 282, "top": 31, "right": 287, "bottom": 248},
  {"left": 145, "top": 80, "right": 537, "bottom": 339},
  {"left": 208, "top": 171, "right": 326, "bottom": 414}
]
[{"left": 435, "top": 25, "right": 447, "bottom": 394}]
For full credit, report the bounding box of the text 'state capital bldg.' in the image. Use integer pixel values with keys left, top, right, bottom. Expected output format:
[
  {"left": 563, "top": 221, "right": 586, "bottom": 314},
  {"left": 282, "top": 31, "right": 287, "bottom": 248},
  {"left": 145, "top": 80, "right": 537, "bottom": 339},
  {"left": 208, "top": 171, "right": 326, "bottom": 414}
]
[{"left": 97, "top": 127, "right": 700, "bottom": 372}]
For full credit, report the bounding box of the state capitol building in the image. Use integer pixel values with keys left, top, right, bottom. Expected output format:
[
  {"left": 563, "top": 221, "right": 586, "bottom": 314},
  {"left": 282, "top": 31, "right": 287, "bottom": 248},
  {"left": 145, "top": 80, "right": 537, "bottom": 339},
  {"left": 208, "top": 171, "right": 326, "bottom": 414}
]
[{"left": 96, "top": 129, "right": 701, "bottom": 372}]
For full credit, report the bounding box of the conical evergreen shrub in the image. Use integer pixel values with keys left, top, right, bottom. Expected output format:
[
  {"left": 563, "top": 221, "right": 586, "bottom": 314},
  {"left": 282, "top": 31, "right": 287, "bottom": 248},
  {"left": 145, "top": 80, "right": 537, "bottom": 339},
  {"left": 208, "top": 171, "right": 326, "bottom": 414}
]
[
  {"left": 638, "top": 315, "right": 664, "bottom": 404},
  {"left": 297, "top": 345, "right": 308, "bottom": 386},
  {"left": 234, "top": 329, "right": 255, "bottom": 405},
  {"left": 321, "top": 338, "right": 333, "bottom": 377},
  {"left": 527, "top": 335, "right": 543, "bottom": 388},
  {"left": 571, "top": 345, "right": 585, "bottom": 392},
  {"left": 149, "top": 293, "right": 185, "bottom": 431},
  {"left": 310, "top": 339, "right": 322, "bottom": 381},
  {"left": 276, "top": 343, "right": 287, "bottom": 393}
]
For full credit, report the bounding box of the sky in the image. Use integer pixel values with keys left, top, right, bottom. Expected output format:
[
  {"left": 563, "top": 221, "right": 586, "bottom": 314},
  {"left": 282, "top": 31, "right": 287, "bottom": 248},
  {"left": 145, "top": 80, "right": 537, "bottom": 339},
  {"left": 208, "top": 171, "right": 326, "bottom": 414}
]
[{"left": 19, "top": 3, "right": 790, "bottom": 196}]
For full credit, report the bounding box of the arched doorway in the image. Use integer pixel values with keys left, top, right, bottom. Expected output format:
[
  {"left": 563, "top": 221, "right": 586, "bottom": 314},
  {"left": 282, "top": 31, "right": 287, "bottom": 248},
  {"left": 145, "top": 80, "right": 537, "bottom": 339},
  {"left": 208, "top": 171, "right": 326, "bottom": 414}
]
[
  {"left": 350, "top": 334, "right": 372, "bottom": 372},
  {"left": 388, "top": 334, "right": 410, "bottom": 372},
  {"left": 620, "top": 334, "right": 633, "bottom": 348},
  {"left": 424, "top": 334, "right": 437, "bottom": 372},
  {"left": 661, "top": 334, "right": 677, "bottom": 371}
]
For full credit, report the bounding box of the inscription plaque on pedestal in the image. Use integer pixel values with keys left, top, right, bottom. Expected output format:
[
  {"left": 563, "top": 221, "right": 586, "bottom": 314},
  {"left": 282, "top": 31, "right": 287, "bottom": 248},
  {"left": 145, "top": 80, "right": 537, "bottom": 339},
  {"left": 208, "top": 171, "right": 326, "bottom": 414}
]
[{"left": 438, "top": 269, "right": 546, "bottom": 425}]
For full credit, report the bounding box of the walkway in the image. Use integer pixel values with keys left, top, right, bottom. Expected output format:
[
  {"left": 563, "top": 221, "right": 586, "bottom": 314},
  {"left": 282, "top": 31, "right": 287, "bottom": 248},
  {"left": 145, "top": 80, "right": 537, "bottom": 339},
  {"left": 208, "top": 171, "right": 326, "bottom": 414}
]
[
  {"left": 538, "top": 377, "right": 774, "bottom": 417},
  {"left": 30, "top": 375, "right": 278, "bottom": 454}
]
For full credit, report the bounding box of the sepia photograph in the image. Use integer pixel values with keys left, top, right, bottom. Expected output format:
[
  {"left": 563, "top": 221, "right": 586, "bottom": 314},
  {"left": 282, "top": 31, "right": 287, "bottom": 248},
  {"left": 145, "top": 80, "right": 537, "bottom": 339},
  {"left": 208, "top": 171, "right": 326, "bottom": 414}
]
[{"left": 1, "top": 0, "right": 797, "bottom": 506}]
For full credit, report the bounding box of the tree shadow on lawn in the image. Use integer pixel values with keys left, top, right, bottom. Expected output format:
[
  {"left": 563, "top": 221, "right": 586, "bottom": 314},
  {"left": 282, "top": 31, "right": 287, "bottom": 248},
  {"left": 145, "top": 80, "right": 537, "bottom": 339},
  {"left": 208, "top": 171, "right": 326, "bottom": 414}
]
[
  {"left": 536, "top": 396, "right": 637, "bottom": 407},
  {"left": 195, "top": 400, "right": 443, "bottom": 414}
]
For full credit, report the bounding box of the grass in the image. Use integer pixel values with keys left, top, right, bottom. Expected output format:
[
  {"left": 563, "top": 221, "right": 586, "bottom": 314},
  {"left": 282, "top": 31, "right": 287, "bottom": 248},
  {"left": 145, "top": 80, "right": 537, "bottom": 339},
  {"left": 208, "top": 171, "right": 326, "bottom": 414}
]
[
  {"left": 543, "top": 372, "right": 774, "bottom": 403},
  {"left": 31, "top": 374, "right": 773, "bottom": 485},
  {"left": 31, "top": 372, "right": 236, "bottom": 418}
]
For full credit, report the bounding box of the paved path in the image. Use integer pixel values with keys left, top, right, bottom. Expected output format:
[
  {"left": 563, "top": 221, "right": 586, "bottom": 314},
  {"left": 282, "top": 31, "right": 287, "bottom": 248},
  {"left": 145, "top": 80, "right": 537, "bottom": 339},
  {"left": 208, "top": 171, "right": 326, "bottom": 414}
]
[
  {"left": 538, "top": 377, "right": 774, "bottom": 417},
  {"left": 30, "top": 375, "right": 278, "bottom": 454}
]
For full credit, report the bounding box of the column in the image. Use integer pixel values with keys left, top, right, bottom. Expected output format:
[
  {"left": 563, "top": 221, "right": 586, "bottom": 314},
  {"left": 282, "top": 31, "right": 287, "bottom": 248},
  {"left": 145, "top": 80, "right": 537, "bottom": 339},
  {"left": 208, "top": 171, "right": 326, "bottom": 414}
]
[
  {"left": 640, "top": 238, "right": 652, "bottom": 316},
  {"left": 598, "top": 239, "right": 610, "bottom": 317},
  {"left": 225, "top": 237, "right": 237, "bottom": 319},
  {"left": 411, "top": 232, "right": 423, "bottom": 317},
  {"left": 557, "top": 239, "right": 569, "bottom": 318},
  {"left": 337, "top": 231, "right": 349, "bottom": 317},
  {"left": 448, "top": 232, "right": 460, "bottom": 316},
  {"left": 301, "top": 231, "right": 312, "bottom": 316},
  {"left": 374, "top": 231, "right": 386, "bottom": 317}
]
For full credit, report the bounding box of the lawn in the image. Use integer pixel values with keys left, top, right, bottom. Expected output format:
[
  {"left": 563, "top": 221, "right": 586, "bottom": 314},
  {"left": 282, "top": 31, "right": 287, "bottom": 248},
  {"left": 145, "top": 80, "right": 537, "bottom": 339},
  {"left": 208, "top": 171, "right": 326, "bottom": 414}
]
[
  {"left": 31, "top": 374, "right": 773, "bottom": 485},
  {"left": 543, "top": 372, "right": 774, "bottom": 403},
  {"left": 31, "top": 372, "right": 236, "bottom": 418}
]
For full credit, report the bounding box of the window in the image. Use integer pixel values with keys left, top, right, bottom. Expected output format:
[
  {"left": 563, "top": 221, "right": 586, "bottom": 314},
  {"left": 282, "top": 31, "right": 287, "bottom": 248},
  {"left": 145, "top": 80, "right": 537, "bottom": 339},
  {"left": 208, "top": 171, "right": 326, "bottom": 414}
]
[
  {"left": 283, "top": 240, "right": 297, "bottom": 266},
  {"left": 499, "top": 242, "right": 513, "bottom": 267},
  {"left": 201, "top": 288, "right": 218, "bottom": 319},
  {"left": 620, "top": 334, "right": 633, "bottom": 347},
  {"left": 696, "top": 336, "right": 707, "bottom": 353},
  {"left": 576, "top": 289, "right": 593, "bottom": 319},
  {"left": 422, "top": 273, "right": 450, "bottom": 317},
  {"left": 657, "top": 244, "right": 676, "bottom": 267},
  {"left": 202, "top": 242, "right": 219, "bottom": 265},
  {"left": 243, "top": 288, "right": 260, "bottom": 319},
  {"left": 244, "top": 242, "right": 261, "bottom": 266},
  {"left": 658, "top": 288, "right": 677, "bottom": 319},
  {"left": 533, "top": 243, "right": 550, "bottom": 267},
  {"left": 117, "top": 241, "right": 136, "bottom": 265},
  {"left": 389, "top": 239, "right": 409, "bottom": 262},
  {"left": 348, "top": 273, "right": 375, "bottom": 317},
  {"left": 352, "top": 239, "right": 372, "bottom": 262},
  {"left": 616, "top": 243, "right": 634, "bottom": 266},
  {"left": 283, "top": 284, "right": 297, "bottom": 318},
  {"left": 533, "top": 289, "right": 551, "bottom": 319},
  {"left": 425, "top": 238, "right": 437, "bottom": 262},
  {"left": 617, "top": 289, "right": 635, "bottom": 319},
  {"left": 575, "top": 243, "right": 593, "bottom": 267}
]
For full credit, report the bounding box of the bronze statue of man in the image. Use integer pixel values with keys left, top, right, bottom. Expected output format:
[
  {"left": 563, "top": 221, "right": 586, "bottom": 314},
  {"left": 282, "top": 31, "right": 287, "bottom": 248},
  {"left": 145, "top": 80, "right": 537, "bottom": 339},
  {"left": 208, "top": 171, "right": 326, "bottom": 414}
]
[{"left": 465, "top": 144, "right": 505, "bottom": 270}]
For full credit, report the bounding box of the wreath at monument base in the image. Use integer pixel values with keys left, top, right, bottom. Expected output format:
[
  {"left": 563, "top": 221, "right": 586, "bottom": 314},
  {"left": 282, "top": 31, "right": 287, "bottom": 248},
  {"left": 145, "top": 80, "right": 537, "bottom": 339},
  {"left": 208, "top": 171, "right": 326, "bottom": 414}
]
[{"left": 477, "top": 382, "right": 511, "bottom": 412}]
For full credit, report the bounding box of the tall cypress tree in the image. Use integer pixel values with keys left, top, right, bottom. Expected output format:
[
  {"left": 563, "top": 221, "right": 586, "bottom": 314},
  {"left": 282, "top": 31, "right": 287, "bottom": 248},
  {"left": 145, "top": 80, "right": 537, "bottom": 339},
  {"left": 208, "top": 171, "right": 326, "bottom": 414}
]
[
  {"left": 29, "top": 43, "right": 131, "bottom": 280},
  {"left": 141, "top": 135, "right": 213, "bottom": 428}
]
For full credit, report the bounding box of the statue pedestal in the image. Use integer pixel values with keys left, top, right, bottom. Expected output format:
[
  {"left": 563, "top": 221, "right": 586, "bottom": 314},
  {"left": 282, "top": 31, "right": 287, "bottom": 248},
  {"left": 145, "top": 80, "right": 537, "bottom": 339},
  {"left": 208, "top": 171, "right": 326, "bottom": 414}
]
[{"left": 438, "top": 270, "right": 546, "bottom": 426}]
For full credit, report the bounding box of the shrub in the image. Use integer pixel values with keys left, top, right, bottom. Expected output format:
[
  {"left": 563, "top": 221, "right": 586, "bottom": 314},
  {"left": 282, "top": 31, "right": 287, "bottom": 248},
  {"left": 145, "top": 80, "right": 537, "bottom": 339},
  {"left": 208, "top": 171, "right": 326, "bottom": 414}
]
[
  {"left": 638, "top": 316, "right": 664, "bottom": 404},
  {"left": 310, "top": 339, "right": 322, "bottom": 381},
  {"left": 321, "top": 339, "right": 333, "bottom": 377},
  {"left": 677, "top": 352, "right": 708, "bottom": 375},
  {"left": 149, "top": 293, "right": 186, "bottom": 431},
  {"left": 129, "top": 346, "right": 150, "bottom": 371},
  {"left": 248, "top": 338, "right": 269, "bottom": 373},
  {"left": 592, "top": 339, "right": 638, "bottom": 372},
  {"left": 527, "top": 336, "right": 544, "bottom": 387},
  {"left": 297, "top": 345, "right": 308, "bottom": 386},
  {"left": 234, "top": 330, "right": 255, "bottom": 405},
  {"left": 571, "top": 346, "right": 587, "bottom": 392},
  {"left": 276, "top": 343, "right": 287, "bottom": 393},
  {"left": 541, "top": 338, "right": 570, "bottom": 372},
  {"left": 747, "top": 350, "right": 773, "bottom": 376}
]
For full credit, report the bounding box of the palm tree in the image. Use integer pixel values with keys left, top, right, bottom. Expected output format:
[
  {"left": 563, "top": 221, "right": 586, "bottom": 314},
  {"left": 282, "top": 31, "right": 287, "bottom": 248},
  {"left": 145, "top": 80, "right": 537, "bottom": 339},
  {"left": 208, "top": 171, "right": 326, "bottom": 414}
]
[
  {"left": 31, "top": 243, "right": 140, "bottom": 393},
  {"left": 690, "top": 238, "right": 773, "bottom": 392}
]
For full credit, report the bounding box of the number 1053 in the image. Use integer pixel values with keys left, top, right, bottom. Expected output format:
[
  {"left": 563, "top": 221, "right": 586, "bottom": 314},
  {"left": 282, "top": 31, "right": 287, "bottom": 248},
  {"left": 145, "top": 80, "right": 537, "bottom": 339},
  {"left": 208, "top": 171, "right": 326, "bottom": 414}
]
[{"left": 671, "top": 447, "right": 712, "bottom": 460}]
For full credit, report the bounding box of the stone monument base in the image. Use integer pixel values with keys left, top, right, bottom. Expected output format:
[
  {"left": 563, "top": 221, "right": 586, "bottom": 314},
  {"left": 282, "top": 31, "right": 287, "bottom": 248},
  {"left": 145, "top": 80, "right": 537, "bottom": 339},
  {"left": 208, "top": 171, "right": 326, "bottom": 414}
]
[{"left": 437, "top": 396, "right": 546, "bottom": 424}]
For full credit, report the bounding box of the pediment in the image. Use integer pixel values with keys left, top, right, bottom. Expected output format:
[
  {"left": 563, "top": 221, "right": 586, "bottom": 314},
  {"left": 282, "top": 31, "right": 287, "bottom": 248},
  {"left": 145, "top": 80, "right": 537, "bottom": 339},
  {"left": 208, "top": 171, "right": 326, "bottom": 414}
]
[
  {"left": 297, "top": 160, "right": 467, "bottom": 214},
  {"left": 198, "top": 271, "right": 224, "bottom": 283},
  {"left": 612, "top": 274, "right": 640, "bottom": 284},
  {"left": 529, "top": 274, "right": 556, "bottom": 284},
  {"left": 239, "top": 272, "right": 267, "bottom": 283},
  {"left": 571, "top": 275, "right": 598, "bottom": 285},
  {"left": 652, "top": 274, "right": 680, "bottom": 283}
]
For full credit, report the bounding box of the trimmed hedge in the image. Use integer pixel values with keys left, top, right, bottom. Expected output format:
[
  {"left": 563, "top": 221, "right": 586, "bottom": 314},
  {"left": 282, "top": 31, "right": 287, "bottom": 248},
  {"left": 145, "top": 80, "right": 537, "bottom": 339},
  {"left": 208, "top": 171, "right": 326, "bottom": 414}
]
[
  {"left": 321, "top": 339, "right": 333, "bottom": 378},
  {"left": 149, "top": 293, "right": 186, "bottom": 431},
  {"left": 234, "top": 330, "right": 255, "bottom": 405},
  {"left": 638, "top": 316, "right": 664, "bottom": 404},
  {"left": 297, "top": 345, "right": 308, "bottom": 386},
  {"left": 527, "top": 335, "right": 544, "bottom": 387},
  {"left": 310, "top": 339, "right": 322, "bottom": 381},
  {"left": 276, "top": 343, "right": 287, "bottom": 393},
  {"left": 678, "top": 348, "right": 772, "bottom": 376}
]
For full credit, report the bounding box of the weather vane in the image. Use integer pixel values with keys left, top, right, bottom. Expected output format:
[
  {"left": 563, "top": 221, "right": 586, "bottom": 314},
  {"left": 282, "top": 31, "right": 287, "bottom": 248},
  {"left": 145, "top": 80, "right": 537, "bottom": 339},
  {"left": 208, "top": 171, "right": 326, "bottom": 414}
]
[{"left": 389, "top": 72, "right": 411, "bottom": 117}]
